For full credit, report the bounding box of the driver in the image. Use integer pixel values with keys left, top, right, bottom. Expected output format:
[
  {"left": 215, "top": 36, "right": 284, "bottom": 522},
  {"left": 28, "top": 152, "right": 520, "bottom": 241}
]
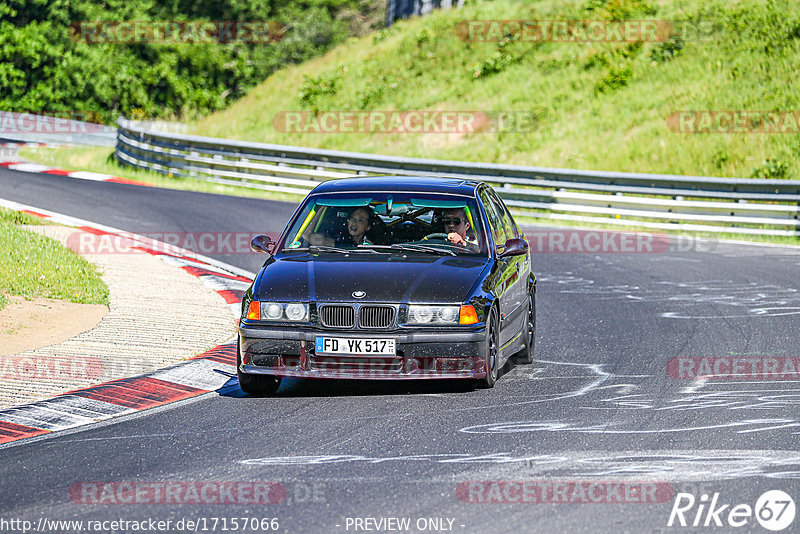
[{"left": 442, "top": 208, "right": 478, "bottom": 249}]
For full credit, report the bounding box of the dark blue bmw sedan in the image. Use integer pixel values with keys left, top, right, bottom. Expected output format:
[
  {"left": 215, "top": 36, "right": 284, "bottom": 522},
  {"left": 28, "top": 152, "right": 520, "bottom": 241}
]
[{"left": 238, "top": 176, "right": 536, "bottom": 393}]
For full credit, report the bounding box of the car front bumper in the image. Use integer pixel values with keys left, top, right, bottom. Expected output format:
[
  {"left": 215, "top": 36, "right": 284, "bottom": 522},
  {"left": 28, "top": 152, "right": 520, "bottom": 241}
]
[{"left": 238, "top": 323, "right": 487, "bottom": 380}]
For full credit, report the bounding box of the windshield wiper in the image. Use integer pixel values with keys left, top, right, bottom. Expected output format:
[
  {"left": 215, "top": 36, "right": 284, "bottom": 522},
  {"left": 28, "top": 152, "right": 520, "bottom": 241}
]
[
  {"left": 360, "top": 244, "right": 457, "bottom": 256},
  {"left": 308, "top": 245, "right": 382, "bottom": 254},
  {"left": 387, "top": 243, "right": 457, "bottom": 256}
]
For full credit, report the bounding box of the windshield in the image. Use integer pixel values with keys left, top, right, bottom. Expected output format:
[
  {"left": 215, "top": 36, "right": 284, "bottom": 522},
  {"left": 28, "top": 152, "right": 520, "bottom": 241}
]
[{"left": 280, "top": 192, "right": 487, "bottom": 255}]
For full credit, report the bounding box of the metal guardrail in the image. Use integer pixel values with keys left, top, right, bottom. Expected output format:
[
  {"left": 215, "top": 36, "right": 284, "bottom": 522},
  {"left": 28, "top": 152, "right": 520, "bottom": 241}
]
[
  {"left": 0, "top": 111, "right": 117, "bottom": 147},
  {"left": 116, "top": 118, "right": 800, "bottom": 236}
]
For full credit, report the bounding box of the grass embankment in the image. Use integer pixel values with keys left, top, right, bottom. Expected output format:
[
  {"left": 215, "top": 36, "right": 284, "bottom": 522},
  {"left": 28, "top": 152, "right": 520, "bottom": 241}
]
[
  {"left": 0, "top": 208, "right": 109, "bottom": 311},
  {"left": 190, "top": 0, "right": 800, "bottom": 179}
]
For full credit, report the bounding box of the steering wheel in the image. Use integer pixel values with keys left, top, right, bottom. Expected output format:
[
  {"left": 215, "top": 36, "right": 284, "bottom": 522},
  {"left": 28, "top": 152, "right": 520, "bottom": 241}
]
[{"left": 422, "top": 233, "right": 449, "bottom": 241}]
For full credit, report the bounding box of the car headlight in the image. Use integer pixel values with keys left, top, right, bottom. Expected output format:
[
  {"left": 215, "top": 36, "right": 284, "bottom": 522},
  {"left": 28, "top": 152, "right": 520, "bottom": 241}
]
[
  {"left": 407, "top": 305, "right": 460, "bottom": 325},
  {"left": 245, "top": 302, "right": 309, "bottom": 322},
  {"left": 284, "top": 303, "right": 308, "bottom": 321},
  {"left": 264, "top": 303, "right": 283, "bottom": 320}
]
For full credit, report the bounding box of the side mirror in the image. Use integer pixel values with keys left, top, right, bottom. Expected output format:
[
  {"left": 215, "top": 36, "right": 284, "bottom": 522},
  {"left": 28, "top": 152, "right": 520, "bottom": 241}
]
[
  {"left": 250, "top": 234, "right": 274, "bottom": 255},
  {"left": 498, "top": 237, "right": 529, "bottom": 258}
]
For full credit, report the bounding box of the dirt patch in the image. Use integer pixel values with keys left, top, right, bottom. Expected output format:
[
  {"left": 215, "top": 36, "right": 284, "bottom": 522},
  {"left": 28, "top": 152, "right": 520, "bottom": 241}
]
[{"left": 0, "top": 295, "right": 107, "bottom": 357}]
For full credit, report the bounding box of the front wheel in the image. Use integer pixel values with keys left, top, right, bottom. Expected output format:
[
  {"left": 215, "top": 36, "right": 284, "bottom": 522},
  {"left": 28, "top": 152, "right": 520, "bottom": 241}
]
[
  {"left": 476, "top": 307, "right": 499, "bottom": 389},
  {"left": 237, "top": 339, "right": 282, "bottom": 396}
]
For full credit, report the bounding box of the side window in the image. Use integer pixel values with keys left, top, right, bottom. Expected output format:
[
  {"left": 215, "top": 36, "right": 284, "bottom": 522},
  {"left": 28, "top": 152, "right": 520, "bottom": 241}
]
[
  {"left": 479, "top": 190, "right": 508, "bottom": 247},
  {"left": 494, "top": 193, "right": 520, "bottom": 238},
  {"left": 488, "top": 191, "right": 515, "bottom": 243}
]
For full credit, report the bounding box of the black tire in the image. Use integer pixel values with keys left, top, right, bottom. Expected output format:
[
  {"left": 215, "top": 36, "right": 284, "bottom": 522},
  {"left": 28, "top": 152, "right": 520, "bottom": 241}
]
[
  {"left": 237, "top": 339, "right": 282, "bottom": 396},
  {"left": 514, "top": 292, "right": 536, "bottom": 365},
  {"left": 476, "top": 307, "right": 499, "bottom": 389}
]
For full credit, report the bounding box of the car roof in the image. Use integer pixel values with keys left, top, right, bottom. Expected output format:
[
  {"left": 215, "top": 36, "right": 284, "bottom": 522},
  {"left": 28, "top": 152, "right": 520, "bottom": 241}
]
[{"left": 310, "top": 175, "right": 484, "bottom": 196}]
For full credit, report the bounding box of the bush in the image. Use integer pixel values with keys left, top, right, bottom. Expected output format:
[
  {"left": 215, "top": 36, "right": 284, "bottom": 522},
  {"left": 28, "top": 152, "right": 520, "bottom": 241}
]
[
  {"left": 469, "top": 38, "right": 523, "bottom": 79},
  {"left": 750, "top": 158, "right": 791, "bottom": 179},
  {"left": 649, "top": 35, "right": 684, "bottom": 63},
  {"left": 711, "top": 151, "right": 730, "bottom": 169},
  {"left": 0, "top": 0, "right": 385, "bottom": 122},
  {"left": 299, "top": 71, "right": 342, "bottom": 112},
  {"left": 585, "top": 0, "right": 657, "bottom": 20},
  {"left": 594, "top": 63, "right": 633, "bottom": 94}
]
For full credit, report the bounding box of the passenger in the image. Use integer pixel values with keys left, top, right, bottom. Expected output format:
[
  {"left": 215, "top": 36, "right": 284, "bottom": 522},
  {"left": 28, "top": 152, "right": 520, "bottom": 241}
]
[
  {"left": 307, "top": 206, "right": 375, "bottom": 247},
  {"left": 340, "top": 206, "right": 373, "bottom": 246},
  {"left": 441, "top": 208, "right": 478, "bottom": 249}
]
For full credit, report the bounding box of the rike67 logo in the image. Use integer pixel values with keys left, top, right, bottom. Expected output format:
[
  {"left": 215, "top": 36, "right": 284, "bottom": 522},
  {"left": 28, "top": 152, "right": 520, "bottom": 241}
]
[{"left": 668, "top": 490, "right": 795, "bottom": 531}]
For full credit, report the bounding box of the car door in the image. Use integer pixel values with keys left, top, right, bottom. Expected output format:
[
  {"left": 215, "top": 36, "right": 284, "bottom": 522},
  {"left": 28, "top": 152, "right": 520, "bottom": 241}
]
[
  {"left": 487, "top": 190, "right": 528, "bottom": 356},
  {"left": 479, "top": 189, "right": 518, "bottom": 355}
]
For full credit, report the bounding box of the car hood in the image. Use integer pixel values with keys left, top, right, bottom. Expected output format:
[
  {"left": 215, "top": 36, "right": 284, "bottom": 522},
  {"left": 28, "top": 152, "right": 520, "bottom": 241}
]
[{"left": 254, "top": 253, "right": 489, "bottom": 304}]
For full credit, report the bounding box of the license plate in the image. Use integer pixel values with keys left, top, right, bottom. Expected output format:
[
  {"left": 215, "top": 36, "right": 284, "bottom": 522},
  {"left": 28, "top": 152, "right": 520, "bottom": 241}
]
[{"left": 315, "top": 337, "right": 396, "bottom": 356}]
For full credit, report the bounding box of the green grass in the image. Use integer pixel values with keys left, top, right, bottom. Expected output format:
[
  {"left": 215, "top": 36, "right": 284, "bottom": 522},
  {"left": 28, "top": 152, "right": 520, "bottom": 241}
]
[
  {"left": 0, "top": 208, "right": 54, "bottom": 226},
  {"left": 0, "top": 208, "right": 109, "bottom": 311}
]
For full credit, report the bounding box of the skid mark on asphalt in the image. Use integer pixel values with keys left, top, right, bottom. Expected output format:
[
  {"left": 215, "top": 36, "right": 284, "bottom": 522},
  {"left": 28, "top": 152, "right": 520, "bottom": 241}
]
[
  {"left": 241, "top": 453, "right": 567, "bottom": 467},
  {"left": 216, "top": 358, "right": 800, "bottom": 435},
  {"left": 539, "top": 271, "right": 800, "bottom": 318},
  {"left": 460, "top": 418, "right": 800, "bottom": 435},
  {"left": 238, "top": 449, "right": 800, "bottom": 481},
  {"left": 450, "top": 356, "right": 800, "bottom": 442},
  {"left": 447, "top": 360, "right": 613, "bottom": 412}
]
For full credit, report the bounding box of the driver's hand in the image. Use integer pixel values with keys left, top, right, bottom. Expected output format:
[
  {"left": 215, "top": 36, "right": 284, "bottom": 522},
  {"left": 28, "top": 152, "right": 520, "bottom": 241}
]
[{"left": 447, "top": 232, "right": 466, "bottom": 246}]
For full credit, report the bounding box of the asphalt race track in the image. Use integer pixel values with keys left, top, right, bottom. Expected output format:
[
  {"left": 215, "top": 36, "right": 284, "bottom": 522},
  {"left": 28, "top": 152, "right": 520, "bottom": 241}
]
[{"left": 2, "top": 167, "right": 800, "bottom": 533}]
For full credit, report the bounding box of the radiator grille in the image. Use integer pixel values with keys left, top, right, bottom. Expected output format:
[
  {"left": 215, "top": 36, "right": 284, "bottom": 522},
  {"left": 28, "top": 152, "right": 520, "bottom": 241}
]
[
  {"left": 319, "top": 305, "right": 355, "bottom": 328},
  {"left": 358, "top": 306, "right": 396, "bottom": 329}
]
